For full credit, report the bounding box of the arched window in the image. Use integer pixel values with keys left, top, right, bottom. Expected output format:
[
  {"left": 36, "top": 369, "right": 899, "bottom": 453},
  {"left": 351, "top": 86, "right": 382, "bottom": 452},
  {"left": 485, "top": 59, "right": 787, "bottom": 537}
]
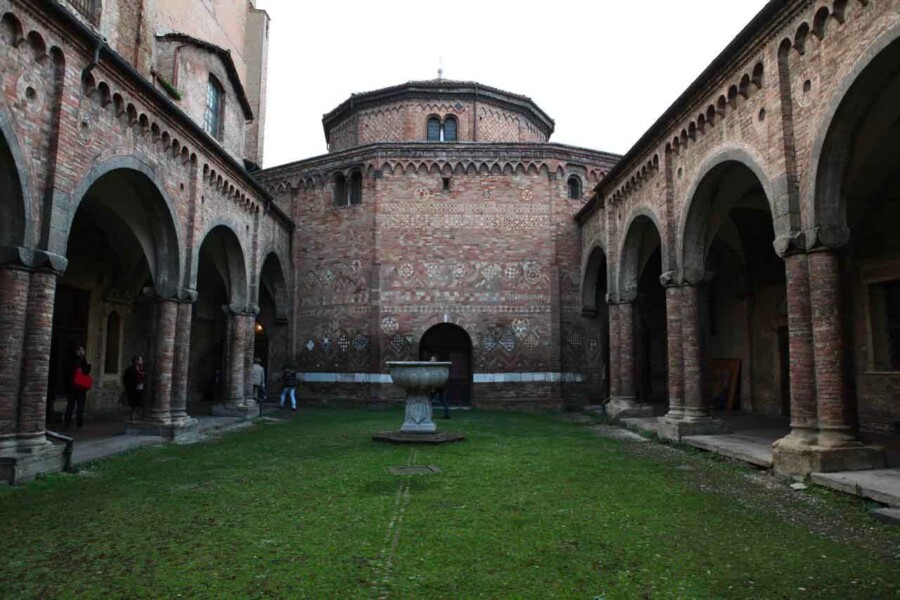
[
  {"left": 204, "top": 75, "right": 225, "bottom": 140},
  {"left": 333, "top": 173, "right": 347, "bottom": 206},
  {"left": 427, "top": 117, "right": 441, "bottom": 141},
  {"left": 443, "top": 116, "right": 458, "bottom": 142},
  {"left": 349, "top": 171, "right": 363, "bottom": 205},
  {"left": 104, "top": 311, "right": 121, "bottom": 374},
  {"left": 567, "top": 175, "right": 582, "bottom": 200}
]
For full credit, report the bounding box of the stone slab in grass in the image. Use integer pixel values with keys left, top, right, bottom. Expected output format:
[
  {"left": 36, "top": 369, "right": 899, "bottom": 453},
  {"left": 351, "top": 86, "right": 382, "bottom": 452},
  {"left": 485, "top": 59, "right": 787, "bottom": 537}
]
[
  {"left": 870, "top": 507, "right": 900, "bottom": 525},
  {"left": 372, "top": 431, "right": 465, "bottom": 444},
  {"left": 388, "top": 465, "right": 442, "bottom": 475}
]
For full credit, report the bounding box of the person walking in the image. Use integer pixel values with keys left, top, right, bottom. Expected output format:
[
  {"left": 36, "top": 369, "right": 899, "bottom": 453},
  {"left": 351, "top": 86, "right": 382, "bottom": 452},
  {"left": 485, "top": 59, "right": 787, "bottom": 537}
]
[
  {"left": 65, "top": 345, "right": 92, "bottom": 429},
  {"left": 122, "top": 355, "right": 146, "bottom": 423},
  {"left": 280, "top": 365, "right": 298, "bottom": 411},
  {"left": 251, "top": 357, "right": 266, "bottom": 402}
]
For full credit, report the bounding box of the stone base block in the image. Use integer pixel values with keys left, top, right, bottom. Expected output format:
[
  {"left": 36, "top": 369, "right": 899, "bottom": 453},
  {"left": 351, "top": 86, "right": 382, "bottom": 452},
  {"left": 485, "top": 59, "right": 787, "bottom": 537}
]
[
  {"left": 211, "top": 404, "right": 255, "bottom": 418},
  {"left": 0, "top": 444, "right": 66, "bottom": 484},
  {"left": 657, "top": 417, "right": 729, "bottom": 441},
  {"left": 607, "top": 397, "right": 654, "bottom": 420},
  {"left": 372, "top": 430, "right": 465, "bottom": 444},
  {"left": 126, "top": 418, "right": 199, "bottom": 440},
  {"left": 773, "top": 440, "right": 886, "bottom": 478}
]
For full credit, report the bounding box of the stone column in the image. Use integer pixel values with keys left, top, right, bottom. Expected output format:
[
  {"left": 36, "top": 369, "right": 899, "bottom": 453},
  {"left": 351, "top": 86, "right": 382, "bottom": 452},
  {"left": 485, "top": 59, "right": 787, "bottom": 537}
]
[
  {"left": 660, "top": 284, "right": 684, "bottom": 423},
  {"left": 169, "top": 300, "right": 196, "bottom": 427},
  {"left": 607, "top": 302, "right": 620, "bottom": 399},
  {"left": 16, "top": 270, "right": 58, "bottom": 450},
  {"left": 806, "top": 249, "right": 883, "bottom": 470},
  {"left": 145, "top": 298, "right": 178, "bottom": 426},
  {"left": 660, "top": 283, "right": 726, "bottom": 439},
  {"left": 0, "top": 267, "right": 30, "bottom": 455},
  {"left": 607, "top": 299, "right": 654, "bottom": 419},
  {"left": 243, "top": 314, "right": 256, "bottom": 410},
  {"left": 772, "top": 252, "right": 819, "bottom": 474},
  {"left": 214, "top": 311, "right": 251, "bottom": 416}
]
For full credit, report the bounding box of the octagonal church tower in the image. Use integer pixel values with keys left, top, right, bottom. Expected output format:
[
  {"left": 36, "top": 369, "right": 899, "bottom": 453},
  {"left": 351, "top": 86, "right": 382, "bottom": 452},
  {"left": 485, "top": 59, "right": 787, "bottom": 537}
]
[{"left": 258, "top": 80, "right": 619, "bottom": 409}]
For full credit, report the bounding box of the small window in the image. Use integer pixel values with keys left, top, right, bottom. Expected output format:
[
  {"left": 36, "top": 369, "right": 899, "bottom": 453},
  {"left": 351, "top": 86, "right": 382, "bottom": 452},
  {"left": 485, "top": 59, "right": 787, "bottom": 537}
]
[
  {"left": 567, "top": 175, "right": 582, "bottom": 200},
  {"left": 443, "top": 116, "right": 458, "bottom": 142},
  {"left": 70, "top": 0, "right": 101, "bottom": 24},
  {"left": 869, "top": 280, "right": 900, "bottom": 371},
  {"left": 204, "top": 76, "right": 224, "bottom": 140},
  {"left": 427, "top": 117, "right": 441, "bottom": 141},
  {"left": 333, "top": 173, "right": 347, "bottom": 206},
  {"left": 442, "top": 177, "right": 451, "bottom": 192},
  {"left": 104, "top": 311, "right": 121, "bottom": 374},
  {"left": 349, "top": 171, "right": 363, "bottom": 205}
]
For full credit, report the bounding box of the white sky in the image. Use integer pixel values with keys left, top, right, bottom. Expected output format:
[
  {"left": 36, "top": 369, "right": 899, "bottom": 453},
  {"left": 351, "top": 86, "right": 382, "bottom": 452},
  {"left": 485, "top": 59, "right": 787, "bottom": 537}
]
[{"left": 256, "top": 1, "right": 770, "bottom": 169}]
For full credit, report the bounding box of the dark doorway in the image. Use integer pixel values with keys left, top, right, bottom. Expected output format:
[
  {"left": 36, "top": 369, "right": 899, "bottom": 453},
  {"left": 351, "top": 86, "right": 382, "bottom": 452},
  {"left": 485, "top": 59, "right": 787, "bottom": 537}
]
[
  {"left": 419, "top": 324, "right": 472, "bottom": 406},
  {"left": 48, "top": 286, "right": 90, "bottom": 422}
]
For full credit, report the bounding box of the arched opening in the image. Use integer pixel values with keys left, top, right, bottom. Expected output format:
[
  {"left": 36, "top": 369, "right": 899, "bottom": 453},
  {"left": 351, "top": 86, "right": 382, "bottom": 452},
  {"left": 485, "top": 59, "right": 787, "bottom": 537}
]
[
  {"left": 620, "top": 216, "right": 667, "bottom": 409},
  {"left": 581, "top": 246, "right": 610, "bottom": 401},
  {"left": 426, "top": 116, "right": 441, "bottom": 141},
  {"left": 684, "top": 161, "right": 786, "bottom": 415},
  {"left": 567, "top": 175, "right": 582, "bottom": 200},
  {"left": 48, "top": 168, "right": 179, "bottom": 428},
  {"left": 443, "top": 115, "right": 458, "bottom": 142},
  {"left": 257, "top": 252, "right": 289, "bottom": 396},
  {"left": 188, "top": 226, "right": 248, "bottom": 412},
  {"left": 333, "top": 173, "right": 347, "bottom": 207},
  {"left": 0, "top": 126, "right": 26, "bottom": 248},
  {"left": 349, "top": 170, "right": 363, "bottom": 205},
  {"left": 815, "top": 35, "right": 900, "bottom": 432},
  {"left": 419, "top": 323, "right": 473, "bottom": 406}
]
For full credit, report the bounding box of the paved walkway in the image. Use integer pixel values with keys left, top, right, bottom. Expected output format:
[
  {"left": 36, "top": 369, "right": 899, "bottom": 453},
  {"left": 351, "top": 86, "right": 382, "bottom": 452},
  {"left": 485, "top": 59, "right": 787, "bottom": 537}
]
[{"left": 617, "top": 409, "right": 900, "bottom": 510}]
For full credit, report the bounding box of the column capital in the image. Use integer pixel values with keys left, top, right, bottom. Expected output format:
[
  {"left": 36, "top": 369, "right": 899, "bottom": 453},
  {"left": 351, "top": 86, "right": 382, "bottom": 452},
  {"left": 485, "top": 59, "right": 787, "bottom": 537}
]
[
  {"left": 773, "top": 230, "right": 807, "bottom": 258},
  {"left": 803, "top": 225, "right": 850, "bottom": 253},
  {"left": 0, "top": 246, "right": 67, "bottom": 273},
  {"left": 222, "top": 304, "right": 259, "bottom": 317},
  {"left": 658, "top": 269, "right": 709, "bottom": 288}
]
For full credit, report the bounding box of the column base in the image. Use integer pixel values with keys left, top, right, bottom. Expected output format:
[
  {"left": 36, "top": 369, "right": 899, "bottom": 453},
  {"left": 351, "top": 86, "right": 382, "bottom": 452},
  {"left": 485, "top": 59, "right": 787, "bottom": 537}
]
[
  {"left": 773, "top": 434, "right": 886, "bottom": 478},
  {"left": 607, "top": 396, "right": 655, "bottom": 419},
  {"left": 126, "top": 418, "right": 199, "bottom": 440},
  {"left": 0, "top": 442, "right": 66, "bottom": 484},
  {"left": 657, "top": 416, "right": 729, "bottom": 441},
  {"left": 211, "top": 404, "right": 255, "bottom": 418}
]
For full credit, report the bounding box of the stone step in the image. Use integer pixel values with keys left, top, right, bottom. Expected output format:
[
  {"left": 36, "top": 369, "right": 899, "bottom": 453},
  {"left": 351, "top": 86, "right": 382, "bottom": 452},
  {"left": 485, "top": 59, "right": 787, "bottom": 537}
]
[
  {"left": 869, "top": 507, "right": 900, "bottom": 525},
  {"left": 682, "top": 434, "right": 773, "bottom": 468},
  {"left": 811, "top": 469, "right": 900, "bottom": 508}
]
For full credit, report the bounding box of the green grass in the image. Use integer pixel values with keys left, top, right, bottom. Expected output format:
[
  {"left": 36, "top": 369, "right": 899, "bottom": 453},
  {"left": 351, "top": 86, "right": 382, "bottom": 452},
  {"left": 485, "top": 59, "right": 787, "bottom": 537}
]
[{"left": 1, "top": 409, "right": 898, "bottom": 599}]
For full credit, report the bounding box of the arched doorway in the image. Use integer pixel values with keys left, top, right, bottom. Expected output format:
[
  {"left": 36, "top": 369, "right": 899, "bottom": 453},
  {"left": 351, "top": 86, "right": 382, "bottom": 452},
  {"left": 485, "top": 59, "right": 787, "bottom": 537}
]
[
  {"left": 582, "top": 245, "right": 611, "bottom": 401},
  {"left": 48, "top": 166, "right": 180, "bottom": 426},
  {"left": 257, "top": 252, "right": 289, "bottom": 396},
  {"left": 619, "top": 215, "right": 668, "bottom": 411},
  {"left": 419, "top": 324, "right": 473, "bottom": 406},
  {"left": 188, "top": 225, "right": 249, "bottom": 413},
  {"left": 814, "top": 34, "right": 900, "bottom": 433},
  {"left": 683, "top": 160, "right": 785, "bottom": 415}
]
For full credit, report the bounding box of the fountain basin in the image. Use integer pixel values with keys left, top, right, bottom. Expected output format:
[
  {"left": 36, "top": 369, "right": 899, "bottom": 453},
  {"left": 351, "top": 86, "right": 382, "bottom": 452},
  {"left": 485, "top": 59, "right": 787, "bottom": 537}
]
[{"left": 386, "top": 361, "right": 451, "bottom": 433}]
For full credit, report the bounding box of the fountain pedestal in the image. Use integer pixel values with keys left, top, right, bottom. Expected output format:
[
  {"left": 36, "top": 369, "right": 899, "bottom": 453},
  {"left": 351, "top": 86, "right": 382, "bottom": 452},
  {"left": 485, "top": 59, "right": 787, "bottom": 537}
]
[{"left": 373, "top": 361, "right": 465, "bottom": 444}]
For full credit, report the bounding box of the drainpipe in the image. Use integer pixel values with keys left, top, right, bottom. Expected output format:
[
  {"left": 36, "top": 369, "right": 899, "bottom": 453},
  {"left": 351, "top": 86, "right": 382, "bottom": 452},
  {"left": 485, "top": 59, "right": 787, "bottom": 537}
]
[{"left": 83, "top": 38, "right": 103, "bottom": 77}]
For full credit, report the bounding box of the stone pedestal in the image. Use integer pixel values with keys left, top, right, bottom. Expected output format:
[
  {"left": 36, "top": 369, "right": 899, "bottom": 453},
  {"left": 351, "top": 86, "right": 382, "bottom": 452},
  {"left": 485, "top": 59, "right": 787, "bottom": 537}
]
[
  {"left": 773, "top": 434, "right": 885, "bottom": 478},
  {"left": 375, "top": 361, "right": 464, "bottom": 444},
  {"left": 0, "top": 443, "right": 66, "bottom": 484},
  {"left": 126, "top": 419, "right": 199, "bottom": 440},
  {"left": 607, "top": 396, "right": 655, "bottom": 419},
  {"left": 657, "top": 415, "right": 728, "bottom": 441}
]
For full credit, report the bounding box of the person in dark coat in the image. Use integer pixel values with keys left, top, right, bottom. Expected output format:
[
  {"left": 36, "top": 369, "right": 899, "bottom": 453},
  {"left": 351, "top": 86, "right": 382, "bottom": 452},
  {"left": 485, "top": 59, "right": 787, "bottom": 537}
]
[
  {"left": 65, "top": 345, "right": 91, "bottom": 429},
  {"left": 122, "top": 355, "right": 146, "bottom": 423},
  {"left": 429, "top": 354, "right": 451, "bottom": 419}
]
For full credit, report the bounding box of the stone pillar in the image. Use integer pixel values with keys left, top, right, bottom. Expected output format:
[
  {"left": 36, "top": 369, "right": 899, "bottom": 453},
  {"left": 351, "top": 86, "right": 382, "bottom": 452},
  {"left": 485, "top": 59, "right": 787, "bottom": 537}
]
[
  {"left": 243, "top": 314, "right": 256, "bottom": 410},
  {"left": 659, "top": 283, "right": 726, "bottom": 439},
  {"left": 146, "top": 299, "right": 178, "bottom": 425},
  {"left": 607, "top": 299, "right": 654, "bottom": 419},
  {"left": 213, "top": 311, "right": 252, "bottom": 416},
  {"left": 661, "top": 284, "right": 684, "bottom": 421},
  {"left": 17, "top": 270, "right": 58, "bottom": 450},
  {"left": 169, "top": 300, "right": 196, "bottom": 427},
  {"left": 808, "top": 249, "right": 883, "bottom": 469},
  {"left": 772, "top": 253, "right": 818, "bottom": 473},
  {"left": 608, "top": 302, "right": 620, "bottom": 399},
  {"left": 0, "top": 267, "right": 30, "bottom": 454}
]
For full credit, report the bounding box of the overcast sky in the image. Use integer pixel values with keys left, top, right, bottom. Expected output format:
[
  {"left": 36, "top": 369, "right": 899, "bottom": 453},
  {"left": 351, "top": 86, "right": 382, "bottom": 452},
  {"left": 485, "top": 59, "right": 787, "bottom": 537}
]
[{"left": 255, "top": 1, "right": 770, "bottom": 169}]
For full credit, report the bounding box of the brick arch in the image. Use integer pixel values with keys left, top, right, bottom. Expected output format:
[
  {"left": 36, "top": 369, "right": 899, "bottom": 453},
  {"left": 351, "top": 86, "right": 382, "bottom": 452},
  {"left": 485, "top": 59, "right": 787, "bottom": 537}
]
[
  {"left": 677, "top": 145, "right": 783, "bottom": 283},
  {"left": 0, "top": 103, "right": 32, "bottom": 250},
  {"left": 192, "top": 219, "right": 250, "bottom": 309},
  {"left": 806, "top": 21, "right": 900, "bottom": 249},
  {"left": 581, "top": 239, "right": 609, "bottom": 315},
  {"left": 55, "top": 155, "right": 184, "bottom": 297},
  {"left": 257, "top": 248, "right": 290, "bottom": 320},
  {"left": 617, "top": 207, "right": 668, "bottom": 298}
]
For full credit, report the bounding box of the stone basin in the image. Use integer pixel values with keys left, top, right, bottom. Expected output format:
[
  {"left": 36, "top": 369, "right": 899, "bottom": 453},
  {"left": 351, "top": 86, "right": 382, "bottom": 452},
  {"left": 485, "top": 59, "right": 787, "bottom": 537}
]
[{"left": 386, "top": 361, "right": 451, "bottom": 433}]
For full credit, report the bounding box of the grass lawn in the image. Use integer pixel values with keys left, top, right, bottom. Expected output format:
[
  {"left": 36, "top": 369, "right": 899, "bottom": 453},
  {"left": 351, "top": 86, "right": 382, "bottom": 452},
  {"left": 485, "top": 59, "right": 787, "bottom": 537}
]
[{"left": 1, "top": 408, "right": 899, "bottom": 599}]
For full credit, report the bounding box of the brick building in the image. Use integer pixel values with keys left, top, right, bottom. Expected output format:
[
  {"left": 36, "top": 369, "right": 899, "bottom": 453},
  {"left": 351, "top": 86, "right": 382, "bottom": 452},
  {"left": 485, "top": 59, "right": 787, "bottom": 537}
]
[
  {"left": 0, "top": 0, "right": 291, "bottom": 483},
  {"left": 258, "top": 81, "right": 618, "bottom": 410},
  {"left": 578, "top": 0, "right": 900, "bottom": 476}
]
